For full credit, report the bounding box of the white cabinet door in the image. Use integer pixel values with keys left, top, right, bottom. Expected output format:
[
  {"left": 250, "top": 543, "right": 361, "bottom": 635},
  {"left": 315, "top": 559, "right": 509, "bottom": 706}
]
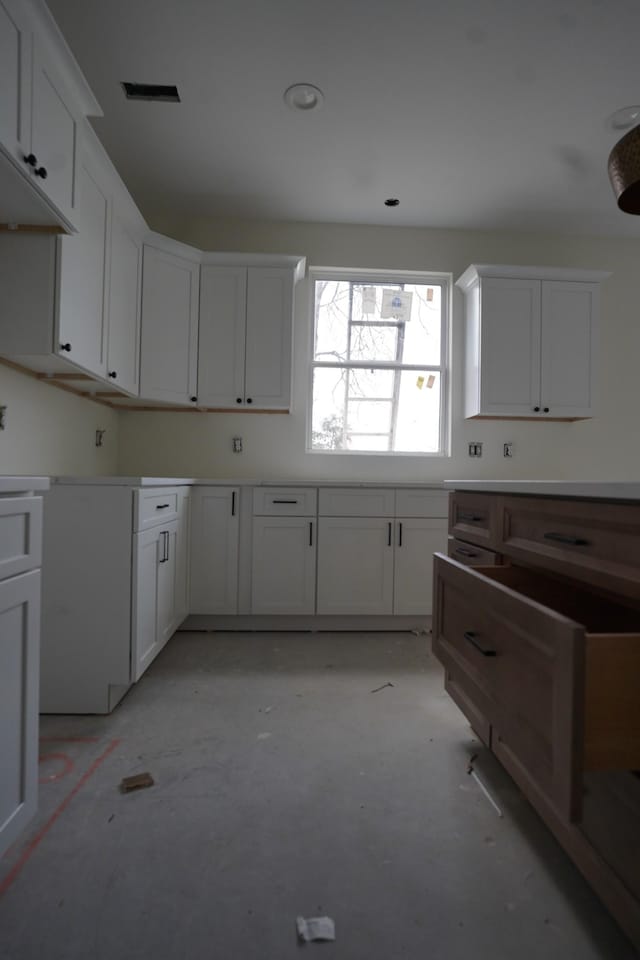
[
  {"left": 540, "top": 281, "right": 598, "bottom": 419},
  {"left": 132, "top": 521, "right": 177, "bottom": 682},
  {"left": 106, "top": 212, "right": 141, "bottom": 395},
  {"left": 30, "top": 38, "right": 78, "bottom": 226},
  {"left": 140, "top": 246, "right": 199, "bottom": 405},
  {"left": 56, "top": 158, "right": 109, "bottom": 375},
  {"left": 0, "top": 0, "right": 31, "bottom": 167},
  {"left": 479, "top": 278, "right": 541, "bottom": 416},
  {"left": 393, "top": 518, "right": 448, "bottom": 615},
  {"left": 190, "top": 487, "right": 239, "bottom": 614},
  {"left": 245, "top": 267, "right": 293, "bottom": 408},
  {"left": 197, "top": 265, "right": 246, "bottom": 407},
  {"left": 0, "top": 570, "right": 39, "bottom": 858},
  {"left": 173, "top": 490, "right": 191, "bottom": 628},
  {"left": 251, "top": 517, "right": 316, "bottom": 614},
  {"left": 316, "top": 517, "right": 394, "bottom": 615}
]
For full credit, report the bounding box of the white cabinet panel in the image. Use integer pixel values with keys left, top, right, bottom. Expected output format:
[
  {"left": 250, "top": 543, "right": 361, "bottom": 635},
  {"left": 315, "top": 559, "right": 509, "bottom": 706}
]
[
  {"left": 253, "top": 487, "right": 317, "bottom": 517},
  {"left": 107, "top": 212, "right": 141, "bottom": 395},
  {"left": 479, "top": 278, "right": 541, "bottom": 416},
  {"left": 190, "top": 487, "right": 239, "bottom": 614},
  {"left": 393, "top": 518, "right": 448, "bottom": 615},
  {"left": 140, "top": 246, "right": 200, "bottom": 405},
  {"left": 395, "top": 489, "right": 449, "bottom": 519},
  {"left": 197, "top": 266, "right": 246, "bottom": 407},
  {"left": 0, "top": 0, "right": 31, "bottom": 165},
  {"left": 0, "top": 570, "right": 40, "bottom": 859},
  {"left": 173, "top": 490, "right": 191, "bottom": 628},
  {"left": 245, "top": 267, "right": 293, "bottom": 408},
  {"left": 251, "top": 517, "right": 316, "bottom": 614},
  {"left": 541, "top": 281, "right": 598, "bottom": 418},
  {"left": 0, "top": 497, "right": 42, "bottom": 580},
  {"left": 132, "top": 520, "right": 176, "bottom": 681},
  {"left": 317, "top": 517, "right": 394, "bottom": 615}
]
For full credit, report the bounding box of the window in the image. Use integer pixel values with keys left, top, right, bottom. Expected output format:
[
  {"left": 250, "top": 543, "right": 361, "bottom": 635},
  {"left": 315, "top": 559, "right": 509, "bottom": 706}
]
[{"left": 308, "top": 268, "right": 450, "bottom": 455}]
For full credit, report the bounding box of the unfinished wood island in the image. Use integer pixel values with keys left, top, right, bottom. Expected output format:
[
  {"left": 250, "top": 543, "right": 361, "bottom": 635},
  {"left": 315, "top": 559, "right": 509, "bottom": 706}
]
[{"left": 434, "top": 481, "right": 640, "bottom": 952}]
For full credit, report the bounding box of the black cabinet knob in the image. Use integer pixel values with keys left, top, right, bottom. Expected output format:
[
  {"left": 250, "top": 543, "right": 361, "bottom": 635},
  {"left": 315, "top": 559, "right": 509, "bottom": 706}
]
[
  {"left": 246, "top": 397, "right": 253, "bottom": 404},
  {"left": 543, "top": 407, "right": 550, "bottom": 413},
  {"left": 35, "top": 166, "right": 48, "bottom": 179},
  {"left": 236, "top": 397, "right": 242, "bottom": 404},
  {"left": 190, "top": 396, "right": 197, "bottom": 402},
  {"left": 24, "top": 153, "right": 37, "bottom": 167},
  {"left": 533, "top": 406, "right": 540, "bottom": 412},
  {"left": 60, "top": 342, "right": 72, "bottom": 352},
  {"left": 108, "top": 371, "right": 117, "bottom": 379}
]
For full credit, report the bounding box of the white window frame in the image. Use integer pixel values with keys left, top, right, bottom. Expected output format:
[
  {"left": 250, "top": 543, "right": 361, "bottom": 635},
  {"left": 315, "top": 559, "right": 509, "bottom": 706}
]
[{"left": 307, "top": 266, "right": 451, "bottom": 457}]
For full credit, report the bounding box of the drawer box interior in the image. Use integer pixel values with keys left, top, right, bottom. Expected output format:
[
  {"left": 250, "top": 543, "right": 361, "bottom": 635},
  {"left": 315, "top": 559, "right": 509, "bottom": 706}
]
[{"left": 478, "top": 564, "right": 640, "bottom": 772}]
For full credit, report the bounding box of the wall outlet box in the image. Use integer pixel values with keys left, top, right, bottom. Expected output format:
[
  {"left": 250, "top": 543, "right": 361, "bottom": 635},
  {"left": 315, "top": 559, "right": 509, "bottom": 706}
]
[
  {"left": 232, "top": 436, "right": 243, "bottom": 453},
  {"left": 468, "top": 442, "right": 482, "bottom": 457}
]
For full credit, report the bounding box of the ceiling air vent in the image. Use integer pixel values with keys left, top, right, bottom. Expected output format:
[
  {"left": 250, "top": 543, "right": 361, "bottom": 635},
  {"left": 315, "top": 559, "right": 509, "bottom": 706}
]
[{"left": 121, "top": 82, "right": 180, "bottom": 102}]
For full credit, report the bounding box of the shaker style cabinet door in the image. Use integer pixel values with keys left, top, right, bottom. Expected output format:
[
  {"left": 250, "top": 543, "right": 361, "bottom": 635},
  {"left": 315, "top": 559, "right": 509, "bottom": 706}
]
[
  {"left": 251, "top": 517, "right": 316, "bottom": 614},
  {"left": 132, "top": 521, "right": 177, "bottom": 681},
  {"left": 244, "top": 267, "right": 293, "bottom": 409},
  {"left": 393, "top": 518, "right": 448, "bottom": 615},
  {"left": 540, "top": 281, "right": 598, "bottom": 419},
  {"left": 106, "top": 213, "right": 142, "bottom": 395},
  {"left": 316, "top": 517, "right": 394, "bottom": 615},
  {"left": 0, "top": 0, "right": 31, "bottom": 167},
  {"left": 197, "top": 266, "right": 246, "bottom": 408},
  {"left": 189, "top": 487, "right": 239, "bottom": 614}
]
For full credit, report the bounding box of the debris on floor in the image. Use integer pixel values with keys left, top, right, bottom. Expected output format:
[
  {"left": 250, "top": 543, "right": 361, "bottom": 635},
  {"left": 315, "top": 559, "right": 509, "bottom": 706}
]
[
  {"left": 257, "top": 732, "right": 272, "bottom": 740},
  {"left": 370, "top": 681, "right": 394, "bottom": 693},
  {"left": 466, "top": 756, "right": 503, "bottom": 818},
  {"left": 119, "top": 772, "right": 154, "bottom": 793},
  {"left": 296, "top": 916, "right": 336, "bottom": 943}
]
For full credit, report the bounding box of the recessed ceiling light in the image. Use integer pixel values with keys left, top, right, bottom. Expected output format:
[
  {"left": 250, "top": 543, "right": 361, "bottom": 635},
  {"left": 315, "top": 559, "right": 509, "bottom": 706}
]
[
  {"left": 283, "top": 83, "right": 324, "bottom": 112},
  {"left": 609, "top": 105, "right": 640, "bottom": 130},
  {"left": 384, "top": 198, "right": 400, "bottom": 207}
]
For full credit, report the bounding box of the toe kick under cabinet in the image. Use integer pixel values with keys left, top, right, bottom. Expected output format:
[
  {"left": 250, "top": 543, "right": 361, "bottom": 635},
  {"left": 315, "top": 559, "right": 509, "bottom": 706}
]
[
  {"left": 433, "top": 489, "right": 640, "bottom": 950},
  {"left": 40, "top": 481, "right": 191, "bottom": 714}
]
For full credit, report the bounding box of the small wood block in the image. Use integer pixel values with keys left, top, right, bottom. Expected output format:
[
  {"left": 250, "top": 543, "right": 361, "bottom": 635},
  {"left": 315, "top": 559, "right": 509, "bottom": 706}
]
[{"left": 120, "top": 772, "right": 154, "bottom": 793}]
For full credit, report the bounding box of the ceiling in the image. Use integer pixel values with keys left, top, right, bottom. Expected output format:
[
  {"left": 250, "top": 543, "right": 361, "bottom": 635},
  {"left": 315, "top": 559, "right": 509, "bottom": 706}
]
[{"left": 47, "top": 0, "right": 640, "bottom": 237}]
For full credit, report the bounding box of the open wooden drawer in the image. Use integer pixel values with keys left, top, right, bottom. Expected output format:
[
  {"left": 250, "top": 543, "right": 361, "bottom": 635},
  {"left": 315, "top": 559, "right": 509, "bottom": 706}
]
[{"left": 432, "top": 553, "right": 640, "bottom": 822}]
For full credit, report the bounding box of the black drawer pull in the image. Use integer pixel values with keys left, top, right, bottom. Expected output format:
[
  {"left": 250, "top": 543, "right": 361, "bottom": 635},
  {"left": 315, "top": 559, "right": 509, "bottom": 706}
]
[
  {"left": 464, "top": 631, "right": 497, "bottom": 657},
  {"left": 155, "top": 503, "right": 170, "bottom": 510},
  {"left": 455, "top": 546, "right": 478, "bottom": 558},
  {"left": 272, "top": 499, "right": 298, "bottom": 504},
  {"left": 543, "top": 532, "right": 590, "bottom": 547},
  {"left": 309, "top": 521, "right": 313, "bottom": 547},
  {"left": 459, "top": 512, "right": 483, "bottom": 523},
  {"left": 231, "top": 491, "right": 236, "bottom": 516}
]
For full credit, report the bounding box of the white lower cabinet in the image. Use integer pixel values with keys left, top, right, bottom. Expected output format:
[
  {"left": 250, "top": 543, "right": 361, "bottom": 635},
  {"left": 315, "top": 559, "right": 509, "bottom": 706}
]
[
  {"left": 0, "top": 483, "right": 46, "bottom": 860},
  {"left": 190, "top": 487, "right": 239, "bottom": 614},
  {"left": 393, "top": 518, "right": 448, "bottom": 615},
  {"left": 317, "top": 516, "right": 395, "bottom": 615},
  {"left": 132, "top": 520, "right": 177, "bottom": 682},
  {"left": 251, "top": 517, "right": 316, "bottom": 614}
]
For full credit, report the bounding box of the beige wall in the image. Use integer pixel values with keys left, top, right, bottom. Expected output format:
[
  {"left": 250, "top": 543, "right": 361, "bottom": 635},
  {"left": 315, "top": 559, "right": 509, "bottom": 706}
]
[
  {"left": 0, "top": 362, "right": 119, "bottom": 476},
  {"left": 117, "top": 217, "right": 640, "bottom": 482}
]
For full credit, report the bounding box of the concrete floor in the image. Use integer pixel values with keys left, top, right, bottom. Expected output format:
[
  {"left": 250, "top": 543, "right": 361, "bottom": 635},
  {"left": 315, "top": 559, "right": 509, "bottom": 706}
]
[{"left": 0, "top": 630, "right": 636, "bottom": 959}]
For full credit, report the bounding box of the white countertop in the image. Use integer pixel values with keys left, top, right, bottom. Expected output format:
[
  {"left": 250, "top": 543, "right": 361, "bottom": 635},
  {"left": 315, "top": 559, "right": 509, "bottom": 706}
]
[
  {"left": 0, "top": 476, "right": 49, "bottom": 493},
  {"left": 51, "top": 476, "right": 447, "bottom": 489},
  {"left": 444, "top": 480, "right": 640, "bottom": 501}
]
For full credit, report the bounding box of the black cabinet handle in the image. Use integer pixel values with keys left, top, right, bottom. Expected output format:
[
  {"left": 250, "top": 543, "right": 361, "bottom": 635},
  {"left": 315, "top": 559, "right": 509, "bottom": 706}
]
[
  {"left": 455, "top": 546, "right": 478, "bottom": 558},
  {"left": 159, "top": 530, "right": 169, "bottom": 562},
  {"left": 155, "top": 503, "right": 170, "bottom": 510},
  {"left": 60, "top": 342, "right": 72, "bottom": 352},
  {"left": 35, "top": 166, "right": 48, "bottom": 179},
  {"left": 246, "top": 397, "right": 253, "bottom": 404},
  {"left": 231, "top": 491, "right": 236, "bottom": 516},
  {"left": 533, "top": 406, "right": 540, "bottom": 412},
  {"left": 108, "top": 371, "right": 117, "bottom": 379},
  {"left": 236, "top": 397, "right": 242, "bottom": 404},
  {"left": 388, "top": 521, "right": 392, "bottom": 546},
  {"left": 398, "top": 521, "right": 403, "bottom": 547},
  {"left": 309, "top": 521, "right": 313, "bottom": 546},
  {"left": 273, "top": 499, "right": 298, "bottom": 505},
  {"left": 459, "top": 512, "right": 483, "bottom": 523},
  {"left": 543, "top": 531, "right": 590, "bottom": 547},
  {"left": 464, "top": 631, "right": 497, "bottom": 657},
  {"left": 24, "top": 153, "right": 37, "bottom": 167}
]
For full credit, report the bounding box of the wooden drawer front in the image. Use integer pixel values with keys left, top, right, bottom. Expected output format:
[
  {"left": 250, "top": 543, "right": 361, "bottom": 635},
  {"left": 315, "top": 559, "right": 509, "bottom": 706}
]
[
  {"left": 253, "top": 487, "right": 317, "bottom": 516},
  {"left": 0, "top": 497, "right": 42, "bottom": 579},
  {"left": 318, "top": 487, "right": 395, "bottom": 517},
  {"left": 433, "top": 553, "right": 583, "bottom": 821},
  {"left": 497, "top": 495, "right": 640, "bottom": 601},
  {"left": 395, "top": 489, "right": 449, "bottom": 518},
  {"left": 447, "top": 537, "right": 500, "bottom": 566},
  {"left": 449, "top": 491, "right": 495, "bottom": 547},
  {"left": 581, "top": 771, "right": 640, "bottom": 901},
  {"left": 134, "top": 488, "right": 180, "bottom": 531}
]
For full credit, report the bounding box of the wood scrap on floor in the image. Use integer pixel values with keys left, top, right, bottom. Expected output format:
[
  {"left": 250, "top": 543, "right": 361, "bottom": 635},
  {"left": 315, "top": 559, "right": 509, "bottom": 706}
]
[{"left": 120, "top": 772, "right": 154, "bottom": 793}]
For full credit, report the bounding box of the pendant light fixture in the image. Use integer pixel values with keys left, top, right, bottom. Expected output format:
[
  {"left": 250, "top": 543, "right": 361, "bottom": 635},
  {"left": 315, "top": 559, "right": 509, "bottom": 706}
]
[{"left": 608, "top": 107, "right": 640, "bottom": 214}]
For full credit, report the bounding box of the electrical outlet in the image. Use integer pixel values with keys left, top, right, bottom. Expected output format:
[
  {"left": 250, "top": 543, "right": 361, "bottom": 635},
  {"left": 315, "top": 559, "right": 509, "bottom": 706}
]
[
  {"left": 95, "top": 429, "right": 106, "bottom": 447},
  {"left": 468, "top": 442, "right": 483, "bottom": 457},
  {"left": 232, "top": 436, "right": 243, "bottom": 453},
  {"left": 503, "top": 442, "right": 513, "bottom": 458}
]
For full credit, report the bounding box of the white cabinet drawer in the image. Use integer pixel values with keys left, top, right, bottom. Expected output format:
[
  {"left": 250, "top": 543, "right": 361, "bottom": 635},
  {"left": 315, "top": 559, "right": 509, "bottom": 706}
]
[
  {"left": 0, "top": 497, "right": 42, "bottom": 579},
  {"left": 134, "top": 488, "right": 180, "bottom": 531},
  {"left": 253, "top": 487, "right": 317, "bottom": 516},
  {"left": 395, "top": 489, "right": 449, "bottom": 518},
  {"left": 319, "top": 488, "right": 395, "bottom": 517}
]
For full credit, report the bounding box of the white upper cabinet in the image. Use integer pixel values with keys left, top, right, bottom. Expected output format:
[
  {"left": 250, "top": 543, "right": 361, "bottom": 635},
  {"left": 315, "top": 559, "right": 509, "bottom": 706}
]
[
  {"left": 139, "top": 242, "right": 200, "bottom": 406},
  {"left": 0, "top": 0, "right": 101, "bottom": 232},
  {"left": 107, "top": 208, "right": 142, "bottom": 395},
  {"left": 457, "top": 265, "right": 609, "bottom": 420},
  {"left": 198, "top": 261, "right": 301, "bottom": 409}
]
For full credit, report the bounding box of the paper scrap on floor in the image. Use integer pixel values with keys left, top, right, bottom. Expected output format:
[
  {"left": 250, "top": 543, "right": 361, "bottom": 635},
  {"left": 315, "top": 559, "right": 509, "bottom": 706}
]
[{"left": 296, "top": 916, "right": 336, "bottom": 942}]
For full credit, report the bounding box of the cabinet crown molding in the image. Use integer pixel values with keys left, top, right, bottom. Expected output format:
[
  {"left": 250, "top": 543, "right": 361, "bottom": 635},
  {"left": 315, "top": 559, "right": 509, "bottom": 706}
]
[{"left": 456, "top": 263, "right": 611, "bottom": 291}]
